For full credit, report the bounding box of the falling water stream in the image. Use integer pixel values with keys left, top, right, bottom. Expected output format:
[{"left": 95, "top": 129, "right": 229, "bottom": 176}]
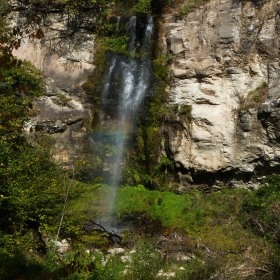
[{"left": 93, "top": 16, "right": 154, "bottom": 232}]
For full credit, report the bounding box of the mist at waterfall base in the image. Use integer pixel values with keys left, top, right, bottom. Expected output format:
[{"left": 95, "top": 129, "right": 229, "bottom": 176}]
[{"left": 88, "top": 16, "right": 154, "bottom": 233}]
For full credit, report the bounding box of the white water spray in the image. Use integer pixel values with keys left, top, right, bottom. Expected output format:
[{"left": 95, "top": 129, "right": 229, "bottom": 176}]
[{"left": 95, "top": 17, "right": 154, "bottom": 230}]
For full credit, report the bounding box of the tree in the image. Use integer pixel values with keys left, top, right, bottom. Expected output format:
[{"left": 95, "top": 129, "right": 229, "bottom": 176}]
[{"left": 0, "top": 4, "right": 72, "bottom": 278}]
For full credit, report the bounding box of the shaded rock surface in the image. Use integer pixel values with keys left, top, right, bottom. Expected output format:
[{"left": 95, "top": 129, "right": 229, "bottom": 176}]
[{"left": 12, "top": 5, "right": 95, "bottom": 164}]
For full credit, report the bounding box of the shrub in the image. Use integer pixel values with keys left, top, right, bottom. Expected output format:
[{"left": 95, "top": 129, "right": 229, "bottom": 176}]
[
  {"left": 132, "top": 0, "right": 152, "bottom": 14},
  {"left": 242, "top": 175, "right": 280, "bottom": 242},
  {"left": 239, "top": 82, "right": 268, "bottom": 110},
  {"left": 125, "top": 239, "right": 163, "bottom": 280},
  {"left": 176, "top": 258, "right": 217, "bottom": 280}
]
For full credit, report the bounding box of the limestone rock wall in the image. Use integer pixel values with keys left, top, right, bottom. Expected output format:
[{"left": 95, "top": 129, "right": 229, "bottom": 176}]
[
  {"left": 11, "top": 0, "right": 280, "bottom": 187},
  {"left": 160, "top": 0, "right": 280, "bottom": 189},
  {"left": 11, "top": 5, "right": 96, "bottom": 164}
]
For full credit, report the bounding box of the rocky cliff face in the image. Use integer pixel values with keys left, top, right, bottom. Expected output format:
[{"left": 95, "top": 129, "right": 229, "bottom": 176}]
[
  {"left": 12, "top": 0, "right": 280, "bottom": 188},
  {"left": 160, "top": 0, "right": 280, "bottom": 189},
  {"left": 12, "top": 3, "right": 96, "bottom": 164}
]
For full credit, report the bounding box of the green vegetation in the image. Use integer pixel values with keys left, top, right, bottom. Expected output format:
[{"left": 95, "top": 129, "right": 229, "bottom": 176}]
[
  {"left": 82, "top": 40, "right": 108, "bottom": 103},
  {"left": 0, "top": 20, "right": 104, "bottom": 278},
  {"left": 153, "top": 55, "right": 171, "bottom": 82},
  {"left": 115, "top": 184, "right": 247, "bottom": 232},
  {"left": 101, "top": 36, "right": 130, "bottom": 55},
  {"left": 239, "top": 81, "right": 268, "bottom": 110},
  {"left": 125, "top": 101, "right": 192, "bottom": 190},
  {"left": 180, "top": 104, "right": 192, "bottom": 123},
  {"left": 0, "top": 0, "right": 9, "bottom": 34},
  {"left": 110, "top": 179, "right": 280, "bottom": 279},
  {"left": 122, "top": 52, "right": 174, "bottom": 189},
  {"left": 0, "top": 60, "right": 43, "bottom": 96},
  {"left": 0, "top": 51, "right": 102, "bottom": 278},
  {"left": 125, "top": 240, "right": 163, "bottom": 280},
  {"left": 242, "top": 175, "right": 280, "bottom": 242},
  {"left": 132, "top": 0, "right": 152, "bottom": 14},
  {"left": 0, "top": 60, "right": 43, "bottom": 147},
  {"left": 2, "top": 2, "right": 280, "bottom": 279},
  {"left": 50, "top": 177, "right": 280, "bottom": 279},
  {"left": 23, "top": 0, "right": 157, "bottom": 15},
  {"left": 177, "top": 0, "right": 210, "bottom": 19}
]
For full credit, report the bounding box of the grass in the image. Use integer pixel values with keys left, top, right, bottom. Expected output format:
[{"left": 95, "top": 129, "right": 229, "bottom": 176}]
[
  {"left": 110, "top": 180, "right": 280, "bottom": 279},
  {"left": 5, "top": 177, "right": 279, "bottom": 279},
  {"left": 114, "top": 185, "right": 248, "bottom": 233}
]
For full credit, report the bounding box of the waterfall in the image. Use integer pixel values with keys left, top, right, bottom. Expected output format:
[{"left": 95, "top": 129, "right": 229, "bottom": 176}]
[{"left": 93, "top": 16, "right": 154, "bottom": 230}]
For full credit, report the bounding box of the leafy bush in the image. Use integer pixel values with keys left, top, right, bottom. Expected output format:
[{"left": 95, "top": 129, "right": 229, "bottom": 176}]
[
  {"left": 175, "top": 258, "right": 217, "bottom": 280},
  {"left": 100, "top": 36, "right": 130, "bottom": 55},
  {"left": 0, "top": 55, "right": 101, "bottom": 278},
  {"left": 152, "top": 56, "right": 171, "bottom": 82},
  {"left": 242, "top": 175, "right": 280, "bottom": 242},
  {"left": 0, "top": 60, "right": 44, "bottom": 147},
  {"left": 132, "top": 0, "right": 152, "bottom": 14},
  {"left": 92, "top": 251, "right": 125, "bottom": 280},
  {"left": 0, "top": 60, "right": 43, "bottom": 96}
]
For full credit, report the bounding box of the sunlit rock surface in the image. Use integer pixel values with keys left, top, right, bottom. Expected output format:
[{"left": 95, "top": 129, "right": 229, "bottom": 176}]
[{"left": 160, "top": 0, "right": 280, "bottom": 189}]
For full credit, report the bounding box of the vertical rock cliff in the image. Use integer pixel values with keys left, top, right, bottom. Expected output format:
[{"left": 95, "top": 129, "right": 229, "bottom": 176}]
[
  {"left": 159, "top": 0, "right": 280, "bottom": 189},
  {"left": 11, "top": 0, "right": 280, "bottom": 189},
  {"left": 11, "top": 3, "right": 96, "bottom": 164}
]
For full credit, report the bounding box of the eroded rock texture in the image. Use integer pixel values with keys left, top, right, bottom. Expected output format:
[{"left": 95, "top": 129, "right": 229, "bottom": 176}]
[
  {"left": 159, "top": 0, "right": 280, "bottom": 189},
  {"left": 11, "top": 0, "right": 280, "bottom": 188},
  {"left": 12, "top": 4, "right": 95, "bottom": 164}
]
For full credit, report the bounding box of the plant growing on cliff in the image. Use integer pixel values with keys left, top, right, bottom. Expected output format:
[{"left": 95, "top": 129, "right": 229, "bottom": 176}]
[
  {"left": 0, "top": 0, "right": 9, "bottom": 34},
  {"left": 178, "top": 0, "right": 211, "bottom": 19},
  {"left": 180, "top": 105, "right": 192, "bottom": 123},
  {"left": 100, "top": 36, "right": 130, "bottom": 55},
  {"left": 132, "top": 0, "right": 152, "bottom": 14},
  {"left": 0, "top": 60, "right": 44, "bottom": 148},
  {"left": 122, "top": 46, "right": 173, "bottom": 189},
  {"left": 152, "top": 55, "right": 171, "bottom": 82},
  {"left": 239, "top": 81, "right": 268, "bottom": 110}
]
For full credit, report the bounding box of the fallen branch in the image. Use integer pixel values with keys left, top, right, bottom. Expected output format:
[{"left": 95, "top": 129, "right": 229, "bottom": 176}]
[{"left": 83, "top": 220, "right": 122, "bottom": 245}]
